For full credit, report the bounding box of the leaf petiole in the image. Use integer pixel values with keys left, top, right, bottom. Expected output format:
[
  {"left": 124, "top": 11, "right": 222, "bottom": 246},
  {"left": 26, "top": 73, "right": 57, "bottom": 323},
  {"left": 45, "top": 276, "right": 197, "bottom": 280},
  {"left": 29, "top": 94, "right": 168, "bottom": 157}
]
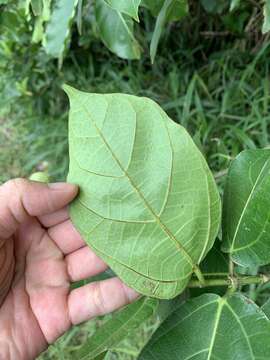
[{"left": 188, "top": 274, "right": 270, "bottom": 289}]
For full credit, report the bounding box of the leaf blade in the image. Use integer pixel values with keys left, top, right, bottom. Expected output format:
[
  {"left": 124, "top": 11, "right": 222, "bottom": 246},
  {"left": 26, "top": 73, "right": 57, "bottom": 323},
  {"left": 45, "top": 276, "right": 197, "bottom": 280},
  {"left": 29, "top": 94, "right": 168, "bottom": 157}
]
[
  {"left": 222, "top": 149, "right": 270, "bottom": 267},
  {"left": 104, "top": 0, "right": 141, "bottom": 21},
  {"left": 263, "top": 0, "right": 270, "bottom": 34},
  {"left": 95, "top": 0, "right": 141, "bottom": 60},
  {"left": 75, "top": 297, "right": 158, "bottom": 360},
  {"left": 65, "top": 86, "right": 221, "bottom": 299},
  {"left": 43, "top": 0, "right": 78, "bottom": 58},
  {"left": 139, "top": 293, "right": 270, "bottom": 359},
  {"left": 150, "top": 0, "right": 188, "bottom": 63}
]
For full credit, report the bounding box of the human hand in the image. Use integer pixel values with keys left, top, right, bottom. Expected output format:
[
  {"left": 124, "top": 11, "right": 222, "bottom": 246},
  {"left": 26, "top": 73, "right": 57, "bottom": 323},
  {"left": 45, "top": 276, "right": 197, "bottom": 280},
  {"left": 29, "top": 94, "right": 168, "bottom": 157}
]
[{"left": 0, "top": 179, "right": 138, "bottom": 360}]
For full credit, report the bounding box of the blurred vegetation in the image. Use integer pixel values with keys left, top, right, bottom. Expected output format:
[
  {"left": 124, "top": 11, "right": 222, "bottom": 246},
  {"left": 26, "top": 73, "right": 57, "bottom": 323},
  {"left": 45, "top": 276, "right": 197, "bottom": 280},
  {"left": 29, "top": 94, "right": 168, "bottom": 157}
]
[{"left": 1, "top": 0, "right": 270, "bottom": 358}]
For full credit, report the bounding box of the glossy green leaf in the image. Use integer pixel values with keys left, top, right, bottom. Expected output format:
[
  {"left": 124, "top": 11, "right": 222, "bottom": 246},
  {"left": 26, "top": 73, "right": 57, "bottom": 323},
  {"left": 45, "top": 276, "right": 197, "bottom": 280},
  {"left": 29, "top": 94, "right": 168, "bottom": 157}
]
[
  {"left": 43, "top": 0, "right": 78, "bottom": 58},
  {"left": 75, "top": 297, "right": 158, "bottom": 360},
  {"left": 263, "top": 1, "right": 270, "bottom": 34},
  {"left": 65, "top": 85, "right": 221, "bottom": 299},
  {"left": 104, "top": 0, "right": 141, "bottom": 21},
  {"left": 139, "top": 293, "right": 270, "bottom": 359},
  {"left": 95, "top": 0, "right": 141, "bottom": 60},
  {"left": 150, "top": 0, "right": 188, "bottom": 63},
  {"left": 222, "top": 149, "right": 270, "bottom": 267}
]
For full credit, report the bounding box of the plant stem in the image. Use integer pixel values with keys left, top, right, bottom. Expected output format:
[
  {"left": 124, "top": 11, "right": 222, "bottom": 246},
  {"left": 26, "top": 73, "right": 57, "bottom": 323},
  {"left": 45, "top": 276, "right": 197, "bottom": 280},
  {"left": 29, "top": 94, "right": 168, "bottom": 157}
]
[
  {"left": 188, "top": 274, "right": 270, "bottom": 288},
  {"left": 229, "top": 259, "right": 234, "bottom": 277},
  {"left": 193, "top": 265, "right": 206, "bottom": 286}
]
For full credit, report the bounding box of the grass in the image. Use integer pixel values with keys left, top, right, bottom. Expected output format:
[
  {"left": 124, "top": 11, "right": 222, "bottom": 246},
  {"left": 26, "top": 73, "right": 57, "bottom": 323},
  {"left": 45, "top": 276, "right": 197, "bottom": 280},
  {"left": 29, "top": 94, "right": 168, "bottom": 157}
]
[{"left": 1, "top": 14, "right": 270, "bottom": 359}]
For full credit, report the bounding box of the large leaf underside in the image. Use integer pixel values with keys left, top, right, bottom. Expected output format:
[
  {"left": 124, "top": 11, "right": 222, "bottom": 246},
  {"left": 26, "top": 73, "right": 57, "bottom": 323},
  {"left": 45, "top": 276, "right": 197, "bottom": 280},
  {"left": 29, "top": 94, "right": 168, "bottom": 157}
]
[{"left": 65, "top": 85, "right": 221, "bottom": 299}]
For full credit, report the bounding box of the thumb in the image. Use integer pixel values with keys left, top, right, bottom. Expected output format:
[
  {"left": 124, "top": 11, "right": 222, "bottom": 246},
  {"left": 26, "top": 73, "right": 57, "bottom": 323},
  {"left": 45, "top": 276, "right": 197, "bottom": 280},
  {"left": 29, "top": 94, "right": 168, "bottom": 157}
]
[{"left": 0, "top": 178, "right": 78, "bottom": 240}]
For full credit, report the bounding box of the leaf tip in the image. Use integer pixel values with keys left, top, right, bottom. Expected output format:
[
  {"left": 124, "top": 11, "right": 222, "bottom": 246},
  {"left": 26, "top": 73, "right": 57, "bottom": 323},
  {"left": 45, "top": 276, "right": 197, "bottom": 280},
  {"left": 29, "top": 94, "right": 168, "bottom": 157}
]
[{"left": 62, "top": 83, "right": 78, "bottom": 100}]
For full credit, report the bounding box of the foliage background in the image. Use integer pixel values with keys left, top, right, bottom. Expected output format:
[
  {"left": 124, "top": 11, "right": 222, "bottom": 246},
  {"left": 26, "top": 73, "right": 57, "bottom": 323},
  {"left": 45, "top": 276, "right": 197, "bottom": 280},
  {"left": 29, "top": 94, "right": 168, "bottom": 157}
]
[{"left": 1, "top": 0, "right": 270, "bottom": 358}]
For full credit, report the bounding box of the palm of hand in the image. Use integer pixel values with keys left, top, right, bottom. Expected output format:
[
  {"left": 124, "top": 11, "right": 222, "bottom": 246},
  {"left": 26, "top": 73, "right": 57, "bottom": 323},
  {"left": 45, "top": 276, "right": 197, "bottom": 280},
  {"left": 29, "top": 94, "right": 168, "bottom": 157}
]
[{"left": 0, "top": 180, "right": 137, "bottom": 360}]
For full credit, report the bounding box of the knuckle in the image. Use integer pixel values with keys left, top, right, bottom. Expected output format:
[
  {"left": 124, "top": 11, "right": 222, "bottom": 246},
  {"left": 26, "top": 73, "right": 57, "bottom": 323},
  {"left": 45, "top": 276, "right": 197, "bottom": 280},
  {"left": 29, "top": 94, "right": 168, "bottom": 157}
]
[
  {"left": 1, "top": 179, "right": 29, "bottom": 221},
  {"left": 92, "top": 281, "right": 107, "bottom": 315},
  {"left": 119, "top": 281, "right": 131, "bottom": 304},
  {"left": 2, "top": 178, "right": 28, "bottom": 195}
]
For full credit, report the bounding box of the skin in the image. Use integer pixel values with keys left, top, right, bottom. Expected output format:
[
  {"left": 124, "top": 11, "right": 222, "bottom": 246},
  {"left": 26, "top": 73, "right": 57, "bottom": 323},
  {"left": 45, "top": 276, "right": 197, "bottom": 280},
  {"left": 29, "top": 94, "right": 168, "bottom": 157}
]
[{"left": 0, "top": 179, "right": 138, "bottom": 360}]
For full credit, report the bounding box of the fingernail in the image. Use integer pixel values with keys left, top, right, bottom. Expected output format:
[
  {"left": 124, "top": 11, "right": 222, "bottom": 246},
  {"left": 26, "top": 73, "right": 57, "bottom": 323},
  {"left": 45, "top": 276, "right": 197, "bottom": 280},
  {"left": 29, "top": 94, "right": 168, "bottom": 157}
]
[{"left": 48, "top": 182, "right": 78, "bottom": 191}]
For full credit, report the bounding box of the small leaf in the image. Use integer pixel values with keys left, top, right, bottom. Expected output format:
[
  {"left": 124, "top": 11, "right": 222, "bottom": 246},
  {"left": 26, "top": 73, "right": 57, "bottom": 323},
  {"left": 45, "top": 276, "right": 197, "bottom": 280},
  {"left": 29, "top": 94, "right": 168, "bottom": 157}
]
[
  {"left": 142, "top": 0, "right": 187, "bottom": 21},
  {"left": 200, "top": 0, "right": 228, "bottom": 14},
  {"left": 150, "top": 0, "right": 188, "bottom": 63},
  {"left": 32, "top": 15, "right": 44, "bottom": 43},
  {"left": 263, "top": 0, "right": 270, "bottom": 34},
  {"left": 104, "top": 0, "right": 141, "bottom": 21},
  {"left": 76, "top": 0, "right": 83, "bottom": 35},
  {"left": 43, "top": 0, "right": 78, "bottom": 58},
  {"left": 230, "top": 0, "right": 240, "bottom": 11},
  {"left": 95, "top": 0, "right": 141, "bottom": 60},
  {"left": 139, "top": 293, "right": 270, "bottom": 359},
  {"left": 141, "top": 0, "right": 163, "bottom": 16},
  {"left": 64, "top": 85, "right": 221, "bottom": 299},
  {"left": 31, "top": 0, "right": 43, "bottom": 16},
  {"left": 75, "top": 297, "right": 159, "bottom": 360},
  {"left": 42, "top": 0, "right": 51, "bottom": 22},
  {"left": 222, "top": 149, "right": 270, "bottom": 267}
]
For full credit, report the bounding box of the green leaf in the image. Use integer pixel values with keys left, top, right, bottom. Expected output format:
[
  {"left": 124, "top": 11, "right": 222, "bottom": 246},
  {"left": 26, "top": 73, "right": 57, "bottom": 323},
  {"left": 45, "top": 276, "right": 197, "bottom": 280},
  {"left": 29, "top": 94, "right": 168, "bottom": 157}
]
[
  {"left": 200, "top": 242, "right": 228, "bottom": 277},
  {"left": 189, "top": 242, "right": 229, "bottom": 297},
  {"left": 262, "top": 298, "right": 270, "bottom": 319},
  {"left": 139, "top": 293, "right": 270, "bottom": 359},
  {"left": 43, "top": 0, "right": 78, "bottom": 58},
  {"left": 64, "top": 85, "right": 221, "bottom": 299},
  {"left": 75, "top": 297, "right": 159, "bottom": 360},
  {"left": 222, "top": 149, "right": 270, "bottom": 267},
  {"left": 142, "top": 0, "right": 187, "bottom": 21},
  {"left": 42, "top": 0, "right": 51, "bottom": 22},
  {"left": 150, "top": 0, "right": 188, "bottom": 63},
  {"left": 263, "top": 0, "right": 270, "bottom": 34},
  {"left": 141, "top": 0, "right": 163, "bottom": 16},
  {"left": 31, "top": 0, "right": 43, "bottom": 16},
  {"left": 104, "top": 0, "right": 141, "bottom": 21},
  {"left": 32, "top": 15, "right": 44, "bottom": 43},
  {"left": 95, "top": 0, "right": 141, "bottom": 60},
  {"left": 200, "top": 0, "right": 228, "bottom": 14},
  {"left": 230, "top": 0, "right": 241, "bottom": 11}
]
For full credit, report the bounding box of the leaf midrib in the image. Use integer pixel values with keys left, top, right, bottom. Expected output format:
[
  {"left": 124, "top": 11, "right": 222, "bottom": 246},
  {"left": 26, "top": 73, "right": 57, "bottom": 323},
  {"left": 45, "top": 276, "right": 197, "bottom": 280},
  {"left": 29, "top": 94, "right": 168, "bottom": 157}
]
[
  {"left": 206, "top": 298, "right": 225, "bottom": 360},
  {"left": 77, "top": 95, "right": 196, "bottom": 269},
  {"left": 229, "top": 157, "right": 270, "bottom": 252},
  {"left": 81, "top": 298, "right": 155, "bottom": 359}
]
